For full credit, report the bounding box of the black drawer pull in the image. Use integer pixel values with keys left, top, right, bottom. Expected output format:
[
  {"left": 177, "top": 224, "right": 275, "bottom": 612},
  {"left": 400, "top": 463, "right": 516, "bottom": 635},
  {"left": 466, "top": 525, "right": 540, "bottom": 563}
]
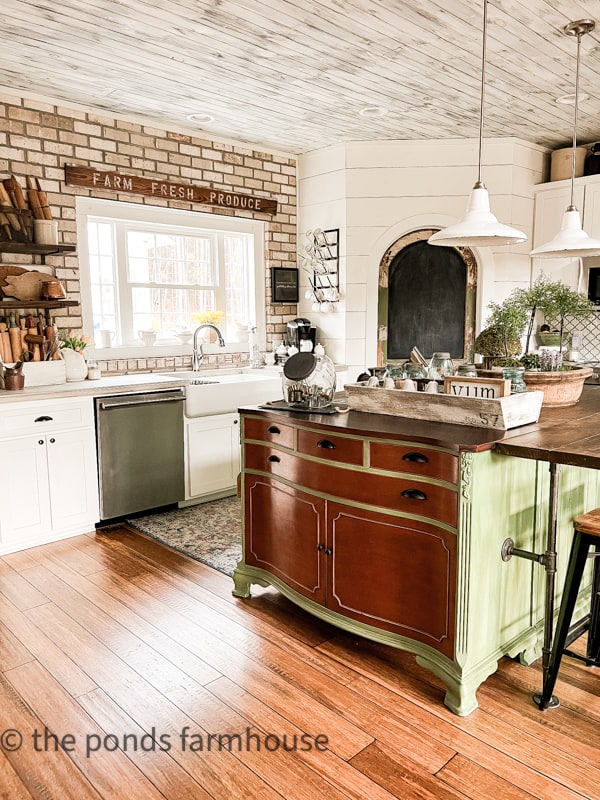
[
  {"left": 49, "top": 438, "right": 55, "bottom": 444},
  {"left": 325, "top": 547, "right": 333, "bottom": 556},
  {"left": 317, "top": 543, "right": 325, "bottom": 551},
  {"left": 38, "top": 439, "right": 44, "bottom": 445},
  {"left": 402, "top": 452, "right": 428, "bottom": 464},
  {"left": 267, "top": 455, "right": 281, "bottom": 463},
  {"left": 317, "top": 439, "right": 336, "bottom": 450},
  {"left": 267, "top": 425, "right": 280, "bottom": 434},
  {"left": 34, "top": 415, "right": 53, "bottom": 423},
  {"left": 401, "top": 488, "right": 428, "bottom": 501}
]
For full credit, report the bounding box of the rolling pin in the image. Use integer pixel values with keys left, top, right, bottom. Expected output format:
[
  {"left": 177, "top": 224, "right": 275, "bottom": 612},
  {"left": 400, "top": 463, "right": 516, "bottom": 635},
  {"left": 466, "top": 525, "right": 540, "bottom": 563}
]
[
  {"left": 8, "top": 313, "right": 21, "bottom": 362},
  {"left": 26, "top": 177, "right": 43, "bottom": 219},
  {"left": 0, "top": 321, "right": 12, "bottom": 363}
]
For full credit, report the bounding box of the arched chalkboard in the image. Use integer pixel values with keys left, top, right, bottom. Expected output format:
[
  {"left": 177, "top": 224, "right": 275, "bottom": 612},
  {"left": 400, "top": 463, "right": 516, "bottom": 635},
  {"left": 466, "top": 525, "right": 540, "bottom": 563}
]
[{"left": 387, "top": 241, "right": 466, "bottom": 360}]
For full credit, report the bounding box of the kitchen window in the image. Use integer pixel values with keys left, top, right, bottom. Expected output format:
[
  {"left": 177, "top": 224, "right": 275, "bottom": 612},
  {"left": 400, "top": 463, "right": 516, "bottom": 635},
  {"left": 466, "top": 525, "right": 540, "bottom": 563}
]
[{"left": 76, "top": 197, "right": 266, "bottom": 355}]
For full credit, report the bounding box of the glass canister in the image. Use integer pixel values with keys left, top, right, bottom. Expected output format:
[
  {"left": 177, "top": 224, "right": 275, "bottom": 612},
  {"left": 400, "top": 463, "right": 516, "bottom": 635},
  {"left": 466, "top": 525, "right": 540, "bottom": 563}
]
[
  {"left": 282, "top": 352, "right": 336, "bottom": 408},
  {"left": 502, "top": 366, "right": 527, "bottom": 393},
  {"left": 456, "top": 363, "right": 477, "bottom": 378},
  {"left": 429, "top": 352, "right": 455, "bottom": 378}
]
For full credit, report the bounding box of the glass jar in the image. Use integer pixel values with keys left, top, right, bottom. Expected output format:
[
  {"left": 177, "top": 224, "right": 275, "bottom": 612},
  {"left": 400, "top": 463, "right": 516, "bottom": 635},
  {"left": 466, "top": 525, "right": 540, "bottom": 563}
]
[
  {"left": 456, "top": 363, "right": 477, "bottom": 377},
  {"left": 429, "top": 352, "right": 455, "bottom": 378},
  {"left": 282, "top": 352, "right": 336, "bottom": 408},
  {"left": 502, "top": 366, "right": 526, "bottom": 393}
]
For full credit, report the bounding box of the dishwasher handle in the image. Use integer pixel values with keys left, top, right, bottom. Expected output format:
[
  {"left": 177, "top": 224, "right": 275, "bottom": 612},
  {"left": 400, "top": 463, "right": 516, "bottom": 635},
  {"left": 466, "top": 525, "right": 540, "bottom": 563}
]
[{"left": 98, "top": 390, "right": 185, "bottom": 411}]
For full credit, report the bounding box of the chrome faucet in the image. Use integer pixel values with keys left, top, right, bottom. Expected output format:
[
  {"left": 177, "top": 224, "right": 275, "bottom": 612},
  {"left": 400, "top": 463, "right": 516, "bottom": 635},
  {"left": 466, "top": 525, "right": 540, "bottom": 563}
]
[{"left": 192, "top": 324, "right": 226, "bottom": 370}]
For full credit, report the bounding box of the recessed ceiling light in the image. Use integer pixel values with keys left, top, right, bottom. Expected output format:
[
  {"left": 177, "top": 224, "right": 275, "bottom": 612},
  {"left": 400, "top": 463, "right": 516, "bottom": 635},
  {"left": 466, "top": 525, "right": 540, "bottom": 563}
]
[
  {"left": 555, "top": 92, "right": 589, "bottom": 105},
  {"left": 186, "top": 113, "right": 215, "bottom": 124},
  {"left": 359, "top": 106, "right": 388, "bottom": 118}
]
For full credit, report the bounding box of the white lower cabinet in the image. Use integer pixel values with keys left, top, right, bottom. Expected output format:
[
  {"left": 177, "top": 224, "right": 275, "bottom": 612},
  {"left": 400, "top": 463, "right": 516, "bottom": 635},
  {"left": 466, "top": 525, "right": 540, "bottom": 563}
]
[
  {"left": 0, "top": 397, "right": 100, "bottom": 554},
  {"left": 184, "top": 412, "right": 240, "bottom": 503}
]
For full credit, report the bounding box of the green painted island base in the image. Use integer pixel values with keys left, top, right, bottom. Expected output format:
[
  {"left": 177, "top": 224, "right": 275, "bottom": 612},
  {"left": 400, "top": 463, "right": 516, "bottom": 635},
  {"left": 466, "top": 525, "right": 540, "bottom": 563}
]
[{"left": 232, "top": 561, "right": 542, "bottom": 717}]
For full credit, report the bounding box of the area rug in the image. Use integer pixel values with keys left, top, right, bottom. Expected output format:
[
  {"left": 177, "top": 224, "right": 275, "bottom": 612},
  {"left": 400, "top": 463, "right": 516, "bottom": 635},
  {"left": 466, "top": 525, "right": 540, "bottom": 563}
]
[{"left": 126, "top": 496, "right": 242, "bottom": 576}]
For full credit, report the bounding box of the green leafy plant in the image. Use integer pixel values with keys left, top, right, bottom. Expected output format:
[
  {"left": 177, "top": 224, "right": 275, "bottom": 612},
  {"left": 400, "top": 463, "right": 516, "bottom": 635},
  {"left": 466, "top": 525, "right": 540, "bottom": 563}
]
[
  {"left": 475, "top": 274, "right": 595, "bottom": 372},
  {"left": 510, "top": 274, "right": 595, "bottom": 355}
]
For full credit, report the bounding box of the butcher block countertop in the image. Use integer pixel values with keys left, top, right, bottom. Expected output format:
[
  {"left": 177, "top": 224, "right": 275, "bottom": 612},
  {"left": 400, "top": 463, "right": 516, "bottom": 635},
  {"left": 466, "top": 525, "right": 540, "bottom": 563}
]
[
  {"left": 243, "top": 386, "right": 600, "bottom": 468},
  {"left": 0, "top": 373, "right": 187, "bottom": 404}
]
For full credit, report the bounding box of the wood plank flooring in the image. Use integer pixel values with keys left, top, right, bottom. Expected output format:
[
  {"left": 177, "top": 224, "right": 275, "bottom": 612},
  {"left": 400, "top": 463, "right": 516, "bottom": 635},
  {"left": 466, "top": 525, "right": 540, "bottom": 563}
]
[{"left": 0, "top": 527, "right": 598, "bottom": 800}]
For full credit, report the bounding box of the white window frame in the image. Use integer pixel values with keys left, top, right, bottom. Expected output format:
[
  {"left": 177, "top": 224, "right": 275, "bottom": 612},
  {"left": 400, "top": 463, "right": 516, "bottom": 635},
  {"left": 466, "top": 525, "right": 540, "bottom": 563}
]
[{"left": 76, "top": 197, "right": 266, "bottom": 360}]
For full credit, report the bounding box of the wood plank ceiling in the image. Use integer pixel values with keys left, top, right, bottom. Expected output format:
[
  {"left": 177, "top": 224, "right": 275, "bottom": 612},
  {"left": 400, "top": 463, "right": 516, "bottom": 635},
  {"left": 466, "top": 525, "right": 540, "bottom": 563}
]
[{"left": 2, "top": 0, "right": 600, "bottom": 154}]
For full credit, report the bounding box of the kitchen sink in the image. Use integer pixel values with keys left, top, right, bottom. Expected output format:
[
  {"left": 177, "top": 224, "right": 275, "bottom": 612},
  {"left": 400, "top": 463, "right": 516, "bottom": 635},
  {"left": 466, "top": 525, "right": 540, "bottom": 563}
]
[{"left": 161, "top": 370, "right": 282, "bottom": 417}]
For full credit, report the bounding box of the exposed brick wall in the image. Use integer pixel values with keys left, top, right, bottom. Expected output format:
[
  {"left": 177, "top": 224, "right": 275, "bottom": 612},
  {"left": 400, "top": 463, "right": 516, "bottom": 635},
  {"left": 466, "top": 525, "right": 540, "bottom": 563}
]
[{"left": 0, "top": 94, "right": 298, "bottom": 373}]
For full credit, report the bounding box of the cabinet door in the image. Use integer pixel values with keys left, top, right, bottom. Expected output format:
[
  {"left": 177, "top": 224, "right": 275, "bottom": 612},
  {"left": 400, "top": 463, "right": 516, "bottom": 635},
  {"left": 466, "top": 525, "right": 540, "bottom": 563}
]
[
  {"left": 244, "top": 475, "right": 326, "bottom": 604},
  {"left": 46, "top": 427, "right": 99, "bottom": 532},
  {"left": 0, "top": 434, "right": 51, "bottom": 547},
  {"left": 186, "top": 413, "right": 240, "bottom": 499},
  {"left": 326, "top": 502, "right": 456, "bottom": 658}
]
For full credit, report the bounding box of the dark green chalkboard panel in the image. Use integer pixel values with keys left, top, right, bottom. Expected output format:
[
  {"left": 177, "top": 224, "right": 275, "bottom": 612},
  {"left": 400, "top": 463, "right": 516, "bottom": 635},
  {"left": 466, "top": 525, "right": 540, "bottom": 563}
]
[{"left": 387, "top": 241, "right": 466, "bottom": 360}]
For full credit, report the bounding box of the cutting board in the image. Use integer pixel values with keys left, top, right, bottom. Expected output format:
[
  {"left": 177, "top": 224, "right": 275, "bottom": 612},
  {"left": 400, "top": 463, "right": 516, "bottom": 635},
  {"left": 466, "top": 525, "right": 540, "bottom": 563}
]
[
  {"left": 2, "top": 270, "right": 49, "bottom": 301},
  {"left": 0, "top": 266, "right": 27, "bottom": 298}
]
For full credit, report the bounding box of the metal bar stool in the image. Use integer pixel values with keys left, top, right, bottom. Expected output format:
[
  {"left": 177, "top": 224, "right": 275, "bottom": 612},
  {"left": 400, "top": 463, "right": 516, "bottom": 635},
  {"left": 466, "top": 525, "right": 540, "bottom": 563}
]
[{"left": 535, "top": 508, "right": 600, "bottom": 710}]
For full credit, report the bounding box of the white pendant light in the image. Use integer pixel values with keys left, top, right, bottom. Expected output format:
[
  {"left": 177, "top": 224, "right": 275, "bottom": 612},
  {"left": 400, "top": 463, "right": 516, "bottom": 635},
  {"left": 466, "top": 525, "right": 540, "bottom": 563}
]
[
  {"left": 428, "top": 0, "right": 527, "bottom": 248},
  {"left": 530, "top": 19, "right": 600, "bottom": 258}
]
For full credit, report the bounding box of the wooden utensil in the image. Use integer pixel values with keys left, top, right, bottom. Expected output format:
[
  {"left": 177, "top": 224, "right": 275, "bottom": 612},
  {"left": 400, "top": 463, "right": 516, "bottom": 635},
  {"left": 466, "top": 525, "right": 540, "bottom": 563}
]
[
  {"left": 3, "top": 177, "right": 27, "bottom": 210},
  {"left": 19, "top": 316, "right": 28, "bottom": 356},
  {"left": 35, "top": 178, "right": 52, "bottom": 221},
  {"left": 27, "top": 314, "right": 40, "bottom": 361},
  {"left": 25, "top": 177, "right": 43, "bottom": 220},
  {"left": 8, "top": 313, "right": 21, "bottom": 362},
  {"left": 0, "top": 321, "right": 12, "bottom": 363}
]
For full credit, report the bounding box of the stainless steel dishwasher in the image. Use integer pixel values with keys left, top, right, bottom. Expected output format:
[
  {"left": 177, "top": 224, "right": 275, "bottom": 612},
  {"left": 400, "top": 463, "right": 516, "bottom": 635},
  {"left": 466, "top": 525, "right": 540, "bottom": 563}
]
[{"left": 95, "top": 388, "right": 185, "bottom": 520}]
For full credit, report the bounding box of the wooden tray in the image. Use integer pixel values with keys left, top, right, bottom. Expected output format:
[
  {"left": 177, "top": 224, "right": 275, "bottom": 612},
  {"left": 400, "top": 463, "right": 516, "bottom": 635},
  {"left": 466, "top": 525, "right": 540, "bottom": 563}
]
[{"left": 344, "top": 383, "right": 544, "bottom": 430}]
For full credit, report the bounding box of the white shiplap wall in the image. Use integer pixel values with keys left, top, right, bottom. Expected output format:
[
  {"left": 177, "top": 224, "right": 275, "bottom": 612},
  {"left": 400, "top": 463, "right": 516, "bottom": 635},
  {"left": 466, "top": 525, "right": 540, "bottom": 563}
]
[{"left": 298, "top": 137, "right": 548, "bottom": 379}]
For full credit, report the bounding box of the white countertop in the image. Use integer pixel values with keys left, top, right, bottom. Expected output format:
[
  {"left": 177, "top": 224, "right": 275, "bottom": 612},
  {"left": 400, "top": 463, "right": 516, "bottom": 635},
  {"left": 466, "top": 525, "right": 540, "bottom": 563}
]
[{"left": 0, "top": 373, "right": 188, "bottom": 404}]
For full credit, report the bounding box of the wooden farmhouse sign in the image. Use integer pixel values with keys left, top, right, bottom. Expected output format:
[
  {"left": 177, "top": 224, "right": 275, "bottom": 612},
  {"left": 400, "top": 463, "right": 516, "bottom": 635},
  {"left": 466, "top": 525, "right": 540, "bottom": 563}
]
[
  {"left": 64, "top": 166, "right": 278, "bottom": 214},
  {"left": 443, "top": 375, "right": 511, "bottom": 399}
]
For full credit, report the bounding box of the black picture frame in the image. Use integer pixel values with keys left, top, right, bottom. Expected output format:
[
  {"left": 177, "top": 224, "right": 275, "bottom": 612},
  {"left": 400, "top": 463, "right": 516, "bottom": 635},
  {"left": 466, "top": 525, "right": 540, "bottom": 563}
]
[{"left": 271, "top": 267, "right": 299, "bottom": 303}]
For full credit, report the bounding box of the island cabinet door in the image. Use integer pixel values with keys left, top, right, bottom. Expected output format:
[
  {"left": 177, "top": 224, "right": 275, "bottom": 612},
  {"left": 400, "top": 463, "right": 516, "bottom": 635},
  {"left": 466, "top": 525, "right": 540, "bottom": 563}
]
[
  {"left": 244, "top": 475, "right": 326, "bottom": 604},
  {"left": 325, "top": 502, "right": 456, "bottom": 659}
]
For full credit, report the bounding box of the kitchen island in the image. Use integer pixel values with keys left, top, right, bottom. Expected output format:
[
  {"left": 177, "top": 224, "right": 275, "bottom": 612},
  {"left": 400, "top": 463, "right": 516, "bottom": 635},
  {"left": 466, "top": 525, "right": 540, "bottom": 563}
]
[{"left": 233, "top": 387, "right": 600, "bottom": 715}]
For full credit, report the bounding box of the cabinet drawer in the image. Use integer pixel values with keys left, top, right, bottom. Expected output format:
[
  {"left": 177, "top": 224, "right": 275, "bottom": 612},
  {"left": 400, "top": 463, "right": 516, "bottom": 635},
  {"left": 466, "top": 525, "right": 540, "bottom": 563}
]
[
  {"left": 296, "top": 429, "right": 364, "bottom": 466},
  {"left": 243, "top": 416, "right": 295, "bottom": 449},
  {"left": 369, "top": 442, "right": 458, "bottom": 484},
  {"left": 245, "top": 445, "right": 457, "bottom": 527},
  {"left": 0, "top": 397, "right": 94, "bottom": 437}
]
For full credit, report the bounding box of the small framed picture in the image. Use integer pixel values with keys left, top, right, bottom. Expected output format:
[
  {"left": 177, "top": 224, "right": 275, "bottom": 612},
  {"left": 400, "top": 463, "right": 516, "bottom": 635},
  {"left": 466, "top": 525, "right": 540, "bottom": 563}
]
[{"left": 271, "top": 267, "right": 299, "bottom": 303}]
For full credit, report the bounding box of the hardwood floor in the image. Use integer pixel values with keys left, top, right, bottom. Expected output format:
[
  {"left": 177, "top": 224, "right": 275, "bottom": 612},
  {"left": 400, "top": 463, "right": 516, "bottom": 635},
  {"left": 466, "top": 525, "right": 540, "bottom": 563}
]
[{"left": 0, "top": 527, "right": 598, "bottom": 800}]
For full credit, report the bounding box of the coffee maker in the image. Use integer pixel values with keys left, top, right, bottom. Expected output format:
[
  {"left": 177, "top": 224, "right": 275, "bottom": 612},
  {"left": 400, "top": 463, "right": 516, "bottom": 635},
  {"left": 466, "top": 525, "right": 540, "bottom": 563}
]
[{"left": 287, "top": 317, "right": 316, "bottom": 351}]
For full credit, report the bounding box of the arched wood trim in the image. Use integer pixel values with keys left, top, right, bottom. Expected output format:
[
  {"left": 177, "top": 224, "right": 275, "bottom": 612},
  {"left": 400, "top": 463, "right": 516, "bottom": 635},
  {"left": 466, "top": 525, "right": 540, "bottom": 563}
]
[{"left": 377, "top": 229, "right": 477, "bottom": 366}]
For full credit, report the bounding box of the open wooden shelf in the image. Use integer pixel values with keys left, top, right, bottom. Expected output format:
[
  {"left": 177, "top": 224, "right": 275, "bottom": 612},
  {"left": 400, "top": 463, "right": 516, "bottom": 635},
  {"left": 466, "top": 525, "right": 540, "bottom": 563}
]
[
  {"left": 0, "top": 242, "right": 76, "bottom": 257},
  {"left": 0, "top": 299, "right": 78, "bottom": 310}
]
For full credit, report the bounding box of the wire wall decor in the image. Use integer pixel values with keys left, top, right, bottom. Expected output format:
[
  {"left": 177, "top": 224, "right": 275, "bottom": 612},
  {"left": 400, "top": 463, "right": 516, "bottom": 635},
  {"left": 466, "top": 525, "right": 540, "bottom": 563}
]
[{"left": 298, "top": 228, "right": 340, "bottom": 313}]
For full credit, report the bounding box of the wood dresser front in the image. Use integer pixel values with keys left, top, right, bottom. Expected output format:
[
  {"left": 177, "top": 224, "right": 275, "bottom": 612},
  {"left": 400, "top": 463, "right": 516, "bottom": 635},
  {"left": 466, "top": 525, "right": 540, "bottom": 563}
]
[{"left": 233, "top": 409, "right": 600, "bottom": 715}]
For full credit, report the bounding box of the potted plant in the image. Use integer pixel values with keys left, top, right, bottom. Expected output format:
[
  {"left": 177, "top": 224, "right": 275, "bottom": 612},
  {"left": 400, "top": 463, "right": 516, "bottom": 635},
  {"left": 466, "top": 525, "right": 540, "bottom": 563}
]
[
  {"left": 473, "top": 297, "right": 527, "bottom": 370},
  {"left": 59, "top": 329, "right": 90, "bottom": 381},
  {"left": 475, "top": 276, "right": 595, "bottom": 406}
]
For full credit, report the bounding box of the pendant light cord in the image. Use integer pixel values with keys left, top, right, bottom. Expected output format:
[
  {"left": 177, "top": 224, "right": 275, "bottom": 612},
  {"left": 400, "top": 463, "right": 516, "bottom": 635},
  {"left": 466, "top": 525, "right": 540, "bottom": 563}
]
[
  {"left": 476, "top": 0, "right": 488, "bottom": 186},
  {"left": 569, "top": 31, "right": 582, "bottom": 208}
]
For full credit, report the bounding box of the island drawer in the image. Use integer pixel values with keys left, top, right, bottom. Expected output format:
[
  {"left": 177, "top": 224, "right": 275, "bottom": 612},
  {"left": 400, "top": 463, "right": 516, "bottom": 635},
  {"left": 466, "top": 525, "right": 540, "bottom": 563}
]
[
  {"left": 369, "top": 442, "right": 459, "bottom": 484},
  {"left": 244, "top": 444, "right": 457, "bottom": 527},
  {"left": 296, "top": 429, "right": 364, "bottom": 466},
  {"left": 243, "top": 416, "right": 296, "bottom": 449}
]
